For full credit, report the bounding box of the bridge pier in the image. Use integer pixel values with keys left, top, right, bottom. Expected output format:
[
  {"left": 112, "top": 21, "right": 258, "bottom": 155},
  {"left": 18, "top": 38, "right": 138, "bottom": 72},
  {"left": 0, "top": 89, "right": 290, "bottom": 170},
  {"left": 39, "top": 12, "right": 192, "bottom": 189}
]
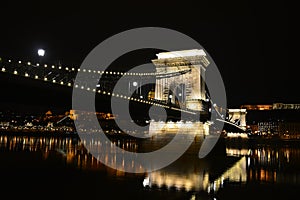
[{"left": 149, "top": 121, "right": 210, "bottom": 135}]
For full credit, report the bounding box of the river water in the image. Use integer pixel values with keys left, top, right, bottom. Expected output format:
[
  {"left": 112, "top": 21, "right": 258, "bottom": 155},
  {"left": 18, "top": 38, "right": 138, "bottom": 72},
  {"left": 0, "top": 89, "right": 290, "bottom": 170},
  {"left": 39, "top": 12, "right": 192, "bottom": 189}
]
[{"left": 0, "top": 134, "right": 299, "bottom": 200}]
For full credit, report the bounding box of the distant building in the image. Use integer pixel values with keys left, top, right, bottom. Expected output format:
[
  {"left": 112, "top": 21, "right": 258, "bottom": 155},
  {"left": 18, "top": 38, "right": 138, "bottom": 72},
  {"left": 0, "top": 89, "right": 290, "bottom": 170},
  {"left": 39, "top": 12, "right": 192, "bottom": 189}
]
[
  {"left": 279, "top": 122, "right": 300, "bottom": 138},
  {"left": 241, "top": 104, "right": 272, "bottom": 110},
  {"left": 147, "top": 90, "right": 155, "bottom": 100},
  {"left": 272, "top": 103, "right": 300, "bottom": 110},
  {"left": 241, "top": 103, "right": 300, "bottom": 137},
  {"left": 241, "top": 103, "right": 300, "bottom": 110},
  {"left": 69, "top": 109, "right": 116, "bottom": 120},
  {"left": 257, "top": 121, "right": 279, "bottom": 135}
]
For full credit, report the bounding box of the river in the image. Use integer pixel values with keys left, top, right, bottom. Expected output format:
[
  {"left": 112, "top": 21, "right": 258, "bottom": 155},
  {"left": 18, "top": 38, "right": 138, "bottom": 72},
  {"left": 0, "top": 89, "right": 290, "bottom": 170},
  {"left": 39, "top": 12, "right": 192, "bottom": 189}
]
[{"left": 0, "top": 134, "right": 299, "bottom": 200}]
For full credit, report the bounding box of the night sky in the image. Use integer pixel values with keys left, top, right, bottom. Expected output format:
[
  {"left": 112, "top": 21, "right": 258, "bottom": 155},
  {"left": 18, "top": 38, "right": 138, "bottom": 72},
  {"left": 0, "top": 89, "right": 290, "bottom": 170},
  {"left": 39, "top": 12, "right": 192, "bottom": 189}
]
[{"left": 0, "top": 1, "right": 294, "bottom": 114}]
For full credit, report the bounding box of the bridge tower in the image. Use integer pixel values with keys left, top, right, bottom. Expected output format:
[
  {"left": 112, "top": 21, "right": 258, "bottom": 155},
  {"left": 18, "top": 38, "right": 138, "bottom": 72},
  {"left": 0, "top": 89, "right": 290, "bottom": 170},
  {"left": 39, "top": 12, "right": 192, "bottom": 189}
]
[
  {"left": 152, "top": 49, "right": 210, "bottom": 111},
  {"left": 227, "top": 109, "right": 247, "bottom": 128}
]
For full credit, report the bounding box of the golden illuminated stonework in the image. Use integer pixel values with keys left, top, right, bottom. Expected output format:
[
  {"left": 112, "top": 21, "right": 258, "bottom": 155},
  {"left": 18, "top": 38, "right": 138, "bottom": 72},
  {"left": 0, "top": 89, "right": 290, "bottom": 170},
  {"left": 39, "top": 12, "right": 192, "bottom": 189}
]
[{"left": 152, "top": 49, "right": 209, "bottom": 111}]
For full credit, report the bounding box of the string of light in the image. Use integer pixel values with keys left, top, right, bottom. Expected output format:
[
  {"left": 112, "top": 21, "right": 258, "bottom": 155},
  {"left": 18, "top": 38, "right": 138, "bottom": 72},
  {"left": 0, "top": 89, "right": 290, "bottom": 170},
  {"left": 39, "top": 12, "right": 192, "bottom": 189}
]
[
  {"left": 0, "top": 60, "right": 196, "bottom": 115},
  {"left": 1, "top": 58, "right": 191, "bottom": 76}
]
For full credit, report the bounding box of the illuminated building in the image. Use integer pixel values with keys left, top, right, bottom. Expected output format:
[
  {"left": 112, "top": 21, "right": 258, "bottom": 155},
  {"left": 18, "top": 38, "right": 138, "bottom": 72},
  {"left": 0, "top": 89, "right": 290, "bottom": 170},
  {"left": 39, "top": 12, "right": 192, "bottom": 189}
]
[
  {"left": 241, "top": 103, "right": 300, "bottom": 110},
  {"left": 69, "top": 109, "right": 78, "bottom": 120},
  {"left": 69, "top": 109, "right": 116, "bottom": 120},
  {"left": 241, "top": 103, "right": 300, "bottom": 137},
  {"left": 147, "top": 90, "right": 155, "bottom": 100},
  {"left": 257, "top": 121, "right": 279, "bottom": 135},
  {"left": 241, "top": 104, "right": 272, "bottom": 110},
  {"left": 273, "top": 103, "right": 300, "bottom": 110}
]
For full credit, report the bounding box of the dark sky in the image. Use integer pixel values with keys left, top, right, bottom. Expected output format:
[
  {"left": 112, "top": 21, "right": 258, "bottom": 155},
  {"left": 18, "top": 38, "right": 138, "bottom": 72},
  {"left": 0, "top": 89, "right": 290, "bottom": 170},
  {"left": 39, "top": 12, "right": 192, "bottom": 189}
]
[{"left": 0, "top": 0, "right": 294, "bottom": 113}]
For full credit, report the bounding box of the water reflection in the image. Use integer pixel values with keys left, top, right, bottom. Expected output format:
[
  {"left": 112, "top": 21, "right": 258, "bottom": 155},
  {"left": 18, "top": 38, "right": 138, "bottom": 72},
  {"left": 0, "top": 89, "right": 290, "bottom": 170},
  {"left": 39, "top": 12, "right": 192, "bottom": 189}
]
[
  {"left": 206, "top": 156, "right": 247, "bottom": 193},
  {"left": 142, "top": 152, "right": 248, "bottom": 193},
  {"left": 1, "top": 134, "right": 300, "bottom": 197},
  {"left": 247, "top": 145, "right": 300, "bottom": 184}
]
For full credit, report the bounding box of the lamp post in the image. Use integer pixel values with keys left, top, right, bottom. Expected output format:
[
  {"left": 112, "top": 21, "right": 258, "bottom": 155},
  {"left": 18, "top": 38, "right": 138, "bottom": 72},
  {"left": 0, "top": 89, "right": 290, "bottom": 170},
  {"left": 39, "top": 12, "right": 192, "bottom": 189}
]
[
  {"left": 132, "top": 81, "right": 138, "bottom": 87},
  {"left": 37, "top": 49, "right": 45, "bottom": 63},
  {"left": 131, "top": 81, "right": 138, "bottom": 95}
]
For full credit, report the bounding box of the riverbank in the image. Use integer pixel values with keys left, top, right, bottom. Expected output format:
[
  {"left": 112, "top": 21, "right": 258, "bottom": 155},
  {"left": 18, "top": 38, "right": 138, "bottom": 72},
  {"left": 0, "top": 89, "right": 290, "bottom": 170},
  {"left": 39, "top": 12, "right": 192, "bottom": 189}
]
[
  {"left": 224, "top": 136, "right": 300, "bottom": 147},
  {"left": 0, "top": 128, "right": 138, "bottom": 139},
  {"left": 2, "top": 129, "right": 300, "bottom": 145},
  {"left": 0, "top": 129, "right": 78, "bottom": 137}
]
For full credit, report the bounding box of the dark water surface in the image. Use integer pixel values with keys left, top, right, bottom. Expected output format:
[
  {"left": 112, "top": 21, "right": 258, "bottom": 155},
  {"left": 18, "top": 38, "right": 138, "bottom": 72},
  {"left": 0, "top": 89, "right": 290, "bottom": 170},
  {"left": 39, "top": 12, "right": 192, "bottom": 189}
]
[{"left": 0, "top": 134, "right": 299, "bottom": 200}]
